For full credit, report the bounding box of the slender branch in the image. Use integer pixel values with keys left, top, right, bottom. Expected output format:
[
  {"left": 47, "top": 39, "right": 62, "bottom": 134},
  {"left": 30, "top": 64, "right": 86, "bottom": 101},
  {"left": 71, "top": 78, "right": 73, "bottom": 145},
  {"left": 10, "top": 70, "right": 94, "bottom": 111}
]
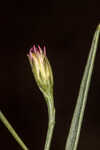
[
  {"left": 0, "top": 110, "right": 29, "bottom": 150},
  {"left": 65, "top": 25, "right": 100, "bottom": 150},
  {"left": 44, "top": 94, "right": 55, "bottom": 150}
]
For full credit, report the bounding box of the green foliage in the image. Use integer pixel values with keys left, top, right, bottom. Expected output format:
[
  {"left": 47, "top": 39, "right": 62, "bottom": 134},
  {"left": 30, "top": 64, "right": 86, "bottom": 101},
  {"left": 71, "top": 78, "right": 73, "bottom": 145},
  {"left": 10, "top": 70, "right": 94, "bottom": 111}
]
[{"left": 65, "top": 24, "right": 100, "bottom": 150}]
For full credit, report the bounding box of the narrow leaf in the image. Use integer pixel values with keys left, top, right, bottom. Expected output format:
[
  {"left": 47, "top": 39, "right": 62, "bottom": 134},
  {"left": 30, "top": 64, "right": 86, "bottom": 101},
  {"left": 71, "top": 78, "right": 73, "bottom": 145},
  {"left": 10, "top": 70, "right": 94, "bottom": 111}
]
[{"left": 65, "top": 25, "right": 100, "bottom": 150}]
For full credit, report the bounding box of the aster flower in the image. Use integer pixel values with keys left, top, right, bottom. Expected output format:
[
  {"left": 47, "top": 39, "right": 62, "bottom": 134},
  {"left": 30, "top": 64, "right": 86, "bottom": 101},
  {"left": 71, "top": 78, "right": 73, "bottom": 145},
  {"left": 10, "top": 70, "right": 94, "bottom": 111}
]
[
  {"left": 27, "top": 45, "right": 55, "bottom": 150},
  {"left": 27, "top": 45, "right": 53, "bottom": 97}
]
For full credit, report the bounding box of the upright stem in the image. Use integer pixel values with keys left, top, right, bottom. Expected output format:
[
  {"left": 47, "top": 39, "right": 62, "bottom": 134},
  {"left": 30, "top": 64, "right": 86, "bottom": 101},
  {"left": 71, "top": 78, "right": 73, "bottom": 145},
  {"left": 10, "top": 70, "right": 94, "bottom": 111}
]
[
  {"left": 0, "top": 110, "right": 29, "bottom": 150},
  {"left": 44, "top": 95, "right": 55, "bottom": 150},
  {"left": 65, "top": 25, "right": 100, "bottom": 150}
]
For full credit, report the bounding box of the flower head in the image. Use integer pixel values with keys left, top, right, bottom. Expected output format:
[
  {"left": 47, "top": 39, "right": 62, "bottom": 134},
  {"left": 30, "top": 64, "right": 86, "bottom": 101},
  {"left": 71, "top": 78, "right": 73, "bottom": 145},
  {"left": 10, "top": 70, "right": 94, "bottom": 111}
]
[{"left": 27, "top": 45, "right": 53, "bottom": 96}]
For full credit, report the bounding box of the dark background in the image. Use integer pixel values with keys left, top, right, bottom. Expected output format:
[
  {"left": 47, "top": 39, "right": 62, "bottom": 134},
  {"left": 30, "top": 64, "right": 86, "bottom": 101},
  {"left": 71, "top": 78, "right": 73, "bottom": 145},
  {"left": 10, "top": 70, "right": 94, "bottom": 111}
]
[{"left": 0, "top": 0, "right": 100, "bottom": 149}]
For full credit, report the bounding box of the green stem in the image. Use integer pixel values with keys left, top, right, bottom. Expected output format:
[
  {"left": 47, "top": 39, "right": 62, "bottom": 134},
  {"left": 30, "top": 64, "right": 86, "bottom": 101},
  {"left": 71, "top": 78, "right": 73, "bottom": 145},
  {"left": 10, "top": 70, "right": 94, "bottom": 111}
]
[
  {"left": 65, "top": 25, "right": 100, "bottom": 150},
  {"left": 44, "top": 94, "right": 55, "bottom": 150},
  {"left": 0, "top": 110, "right": 29, "bottom": 150}
]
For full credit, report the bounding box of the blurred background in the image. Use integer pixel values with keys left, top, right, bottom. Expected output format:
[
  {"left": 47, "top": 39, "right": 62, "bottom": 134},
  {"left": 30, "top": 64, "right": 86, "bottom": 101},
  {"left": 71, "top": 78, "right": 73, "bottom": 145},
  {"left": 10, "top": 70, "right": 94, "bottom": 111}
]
[{"left": 0, "top": 0, "right": 100, "bottom": 149}]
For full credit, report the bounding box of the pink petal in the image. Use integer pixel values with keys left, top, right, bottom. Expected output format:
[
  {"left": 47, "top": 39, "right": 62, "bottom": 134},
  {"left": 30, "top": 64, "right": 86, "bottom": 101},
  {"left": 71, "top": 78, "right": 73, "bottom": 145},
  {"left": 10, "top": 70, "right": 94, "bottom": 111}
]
[
  {"left": 33, "top": 45, "right": 37, "bottom": 53},
  {"left": 43, "top": 46, "right": 46, "bottom": 56},
  {"left": 38, "top": 45, "right": 42, "bottom": 53}
]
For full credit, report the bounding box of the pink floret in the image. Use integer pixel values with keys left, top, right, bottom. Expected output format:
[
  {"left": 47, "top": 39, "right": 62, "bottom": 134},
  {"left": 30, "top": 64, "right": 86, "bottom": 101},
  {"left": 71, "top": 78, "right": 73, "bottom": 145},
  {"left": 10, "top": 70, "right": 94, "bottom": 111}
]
[
  {"left": 43, "top": 46, "right": 46, "bottom": 56},
  {"left": 33, "top": 45, "right": 37, "bottom": 53},
  {"left": 28, "top": 45, "right": 46, "bottom": 59},
  {"left": 38, "top": 45, "right": 43, "bottom": 53},
  {"left": 27, "top": 48, "right": 34, "bottom": 60}
]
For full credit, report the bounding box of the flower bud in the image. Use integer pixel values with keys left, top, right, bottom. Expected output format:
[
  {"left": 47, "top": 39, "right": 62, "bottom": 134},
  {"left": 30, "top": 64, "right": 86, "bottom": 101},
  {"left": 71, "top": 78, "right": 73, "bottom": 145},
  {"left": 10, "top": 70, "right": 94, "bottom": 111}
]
[{"left": 27, "top": 45, "right": 53, "bottom": 96}]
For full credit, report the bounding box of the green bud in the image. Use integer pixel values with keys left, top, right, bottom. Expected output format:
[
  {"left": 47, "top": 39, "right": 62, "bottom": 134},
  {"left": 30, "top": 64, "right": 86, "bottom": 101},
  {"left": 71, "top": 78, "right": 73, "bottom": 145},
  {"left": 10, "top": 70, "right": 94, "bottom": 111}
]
[{"left": 27, "top": 45, "right": 53, "bottom": 97}]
